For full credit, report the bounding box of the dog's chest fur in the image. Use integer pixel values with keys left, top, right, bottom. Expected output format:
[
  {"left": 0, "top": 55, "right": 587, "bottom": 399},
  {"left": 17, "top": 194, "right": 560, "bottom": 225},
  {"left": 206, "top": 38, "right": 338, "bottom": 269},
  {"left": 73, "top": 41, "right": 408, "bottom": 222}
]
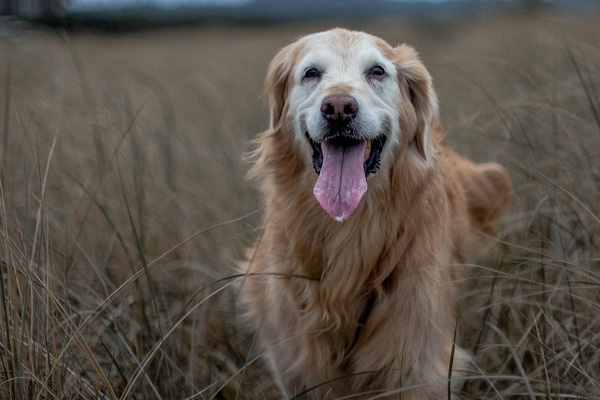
[{"left": 242, "top": 148, "right": 465, "bottom": 395}]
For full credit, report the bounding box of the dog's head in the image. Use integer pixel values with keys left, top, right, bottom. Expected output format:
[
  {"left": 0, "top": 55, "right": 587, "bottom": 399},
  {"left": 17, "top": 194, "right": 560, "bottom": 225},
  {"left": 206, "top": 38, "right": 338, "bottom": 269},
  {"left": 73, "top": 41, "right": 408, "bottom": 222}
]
[{"left": 263, "top": 29, "right": 438, "bottom": 222}]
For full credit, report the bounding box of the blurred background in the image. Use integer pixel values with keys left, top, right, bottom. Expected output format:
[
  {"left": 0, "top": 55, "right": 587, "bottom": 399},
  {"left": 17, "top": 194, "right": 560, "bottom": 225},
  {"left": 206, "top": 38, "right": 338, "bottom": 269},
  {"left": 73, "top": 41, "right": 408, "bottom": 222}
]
[
  {"left": 1, "top": 1, "right": 600, "bottom": 399},
  {"left": 1, "top": 0, "right": 599, "bottom": 23}
]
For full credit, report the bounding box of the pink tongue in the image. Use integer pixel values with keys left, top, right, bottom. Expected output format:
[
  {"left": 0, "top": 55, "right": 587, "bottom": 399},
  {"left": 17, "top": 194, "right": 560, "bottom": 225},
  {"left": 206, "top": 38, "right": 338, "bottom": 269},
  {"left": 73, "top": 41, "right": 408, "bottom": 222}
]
[{"left": 313, "top": 141, "right": 367, "bottom": 222}]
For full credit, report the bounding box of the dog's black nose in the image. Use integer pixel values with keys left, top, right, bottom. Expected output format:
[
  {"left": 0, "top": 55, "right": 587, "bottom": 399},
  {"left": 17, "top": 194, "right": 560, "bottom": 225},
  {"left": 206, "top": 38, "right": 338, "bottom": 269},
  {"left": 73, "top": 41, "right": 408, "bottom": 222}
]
[{"left": 321, "top": 95, "right": 359, "bottom": 123}]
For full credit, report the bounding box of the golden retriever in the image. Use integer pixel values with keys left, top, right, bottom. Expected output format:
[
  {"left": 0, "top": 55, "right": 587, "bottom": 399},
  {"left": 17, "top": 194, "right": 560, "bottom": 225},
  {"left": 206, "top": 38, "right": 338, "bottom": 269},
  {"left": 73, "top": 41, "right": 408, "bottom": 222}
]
[{"left": 240, "top": 28, "right": 512, "bottom": 399}]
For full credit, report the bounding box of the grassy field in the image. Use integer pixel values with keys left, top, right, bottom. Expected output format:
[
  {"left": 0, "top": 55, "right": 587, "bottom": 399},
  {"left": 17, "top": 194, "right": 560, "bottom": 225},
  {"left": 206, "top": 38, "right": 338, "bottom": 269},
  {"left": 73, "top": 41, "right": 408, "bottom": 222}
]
[{"left": 1, "top": 11, "right": 599, "bottom": 399}]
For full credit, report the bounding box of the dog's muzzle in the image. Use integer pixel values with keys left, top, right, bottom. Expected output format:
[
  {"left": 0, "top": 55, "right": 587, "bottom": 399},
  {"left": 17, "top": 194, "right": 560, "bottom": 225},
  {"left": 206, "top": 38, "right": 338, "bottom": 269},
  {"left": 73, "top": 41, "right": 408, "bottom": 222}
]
[{"left": 307, "top": 95, "right": 387, "bottom": 222}]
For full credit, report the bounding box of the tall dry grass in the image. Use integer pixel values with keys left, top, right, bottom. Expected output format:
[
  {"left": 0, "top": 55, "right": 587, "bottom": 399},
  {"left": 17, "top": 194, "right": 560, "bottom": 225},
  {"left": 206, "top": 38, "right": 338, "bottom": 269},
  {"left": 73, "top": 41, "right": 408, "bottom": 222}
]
[{"left": 0, "top": 13, "right": 599, "bottom": 399}]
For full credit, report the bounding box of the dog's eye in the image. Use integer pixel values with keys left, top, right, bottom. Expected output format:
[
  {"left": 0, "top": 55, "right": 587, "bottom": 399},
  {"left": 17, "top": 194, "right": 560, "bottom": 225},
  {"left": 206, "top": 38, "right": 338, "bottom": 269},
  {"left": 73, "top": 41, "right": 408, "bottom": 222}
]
[
  {"left": 303, "top": 68, "right": 321, "bottom": 79},
  {"left": 369, "top": 65, "right": 385, "bottom": 77}
]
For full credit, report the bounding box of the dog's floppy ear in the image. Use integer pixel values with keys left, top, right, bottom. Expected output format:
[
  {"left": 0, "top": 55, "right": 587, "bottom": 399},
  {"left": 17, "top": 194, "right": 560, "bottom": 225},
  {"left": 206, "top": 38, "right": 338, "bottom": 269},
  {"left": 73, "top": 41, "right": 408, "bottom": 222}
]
[
  {"left": 393, "top": 44, "right": 438, "bottom": 162},
  {"left": 264, "top": 43, "right": 298, "bottom": 129}
]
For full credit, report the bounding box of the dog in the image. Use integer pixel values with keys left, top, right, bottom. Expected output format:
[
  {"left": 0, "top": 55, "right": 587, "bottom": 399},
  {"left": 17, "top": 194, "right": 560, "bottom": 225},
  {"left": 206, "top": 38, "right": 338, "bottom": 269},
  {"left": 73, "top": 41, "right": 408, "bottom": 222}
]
[{"left": 240, "top": 28, "right": 512, "bottom": 399}]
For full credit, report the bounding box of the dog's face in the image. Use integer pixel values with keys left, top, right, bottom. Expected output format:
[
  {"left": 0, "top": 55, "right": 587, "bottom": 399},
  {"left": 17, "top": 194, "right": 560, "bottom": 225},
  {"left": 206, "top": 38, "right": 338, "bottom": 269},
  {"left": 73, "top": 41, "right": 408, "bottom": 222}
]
[{"left": 264, "top": 29, "right": 438, "bottom": 221}]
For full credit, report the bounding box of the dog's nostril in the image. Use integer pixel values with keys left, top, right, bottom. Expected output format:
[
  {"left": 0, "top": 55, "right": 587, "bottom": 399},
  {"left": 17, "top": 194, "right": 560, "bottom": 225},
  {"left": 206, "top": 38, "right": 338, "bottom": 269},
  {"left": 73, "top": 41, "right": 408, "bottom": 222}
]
[
  {"left": 343, "top": 103, "right": 358, "bottom": 116},
  {"left": 321, "top": 103, "right": 335, "bottom": 116},
  {"left": 321, "top": 95, "right": 359, "bottom": 122}
]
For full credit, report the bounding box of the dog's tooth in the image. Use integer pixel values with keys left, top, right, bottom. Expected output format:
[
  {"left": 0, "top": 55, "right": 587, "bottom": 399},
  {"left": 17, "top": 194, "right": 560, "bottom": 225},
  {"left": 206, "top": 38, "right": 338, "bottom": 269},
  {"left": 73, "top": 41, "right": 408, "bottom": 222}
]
[{"left": 364, "top": 139, "right": 372, "bottom": 162}]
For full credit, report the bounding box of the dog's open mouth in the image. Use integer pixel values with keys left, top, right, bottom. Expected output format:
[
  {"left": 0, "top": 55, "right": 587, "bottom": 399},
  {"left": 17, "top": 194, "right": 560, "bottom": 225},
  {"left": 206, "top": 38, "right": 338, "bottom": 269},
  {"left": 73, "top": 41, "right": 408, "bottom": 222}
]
[
  {"left": 307, "top": 133, "right": 386, "bottom": 222},
  {"left": 307, "top": 134, "right": 386, "bottom": 176}
]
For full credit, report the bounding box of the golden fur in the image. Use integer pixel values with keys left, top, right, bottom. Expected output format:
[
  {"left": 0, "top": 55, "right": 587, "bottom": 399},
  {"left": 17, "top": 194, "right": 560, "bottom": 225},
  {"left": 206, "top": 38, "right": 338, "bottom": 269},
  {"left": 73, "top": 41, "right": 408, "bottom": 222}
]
[{"left": 240, "top": 29, "right": 512, "bottom": 399}]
